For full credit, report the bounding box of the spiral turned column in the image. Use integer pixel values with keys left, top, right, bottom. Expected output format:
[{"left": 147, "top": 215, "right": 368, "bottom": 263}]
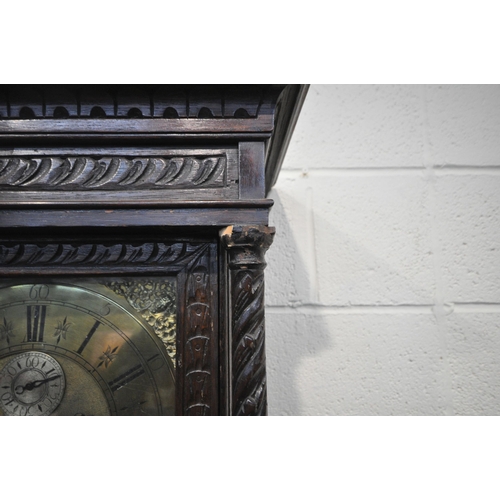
[{"left": 221, "top": 225, "right": 275, "bottom": 416}]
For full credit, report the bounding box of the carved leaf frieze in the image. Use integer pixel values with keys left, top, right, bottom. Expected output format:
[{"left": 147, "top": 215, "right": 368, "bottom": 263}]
[
  {"left": 181, "top": 248, "right": 215, "bottom": 415},
  {"left": 0, "top": 155, "right": 227, "bottom": 191},
  {"left": 0, "top": 242, "right": 208, "bottom": 268}
]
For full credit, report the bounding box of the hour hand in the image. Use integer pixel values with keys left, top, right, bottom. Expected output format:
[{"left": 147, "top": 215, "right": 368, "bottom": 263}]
[{"left": 15, "top": 374, "right": 61, "bottom": 394}]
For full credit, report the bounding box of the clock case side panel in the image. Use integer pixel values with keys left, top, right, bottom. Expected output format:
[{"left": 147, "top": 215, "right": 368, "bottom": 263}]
[{"left": 0, "top": 233, "right": 221, "bottom": 416}]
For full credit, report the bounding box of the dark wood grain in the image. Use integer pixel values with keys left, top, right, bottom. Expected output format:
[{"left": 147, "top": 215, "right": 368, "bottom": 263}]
[
  {"left": 0, "top": 206, "right": 270, "bottom": 228},
  {"left": 265, "top": 85, "right": 309, "bottom": 194},
  {"left": 239, "top": 142, "right": 265, "bottom": 199},
  {"left": 176, "top": 242, "right": 219, "bottom": 415},
  {"left": 0, "top": 85, "right": 284, "bottom": 121},
  {"left": 0, "top": 117, "right": 274, "bottom": 135}
]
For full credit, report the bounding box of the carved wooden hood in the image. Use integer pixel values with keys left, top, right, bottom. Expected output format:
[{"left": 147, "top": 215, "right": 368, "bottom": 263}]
[{"left": 0, "top": 85, "right": 308, "bottom": 204}]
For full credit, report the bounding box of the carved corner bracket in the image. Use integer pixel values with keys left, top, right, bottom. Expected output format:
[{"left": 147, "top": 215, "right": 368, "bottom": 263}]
[{"left": 220, "top": 225, "right": 275, "bottom": 416}]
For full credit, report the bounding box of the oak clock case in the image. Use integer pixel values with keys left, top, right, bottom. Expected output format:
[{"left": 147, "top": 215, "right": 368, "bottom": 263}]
[
  {"left": 0, "top": 278, "right": 176, "bottom": 416},
  {"left": 0, "top": 84, "right": 308, "bottom": 416}
]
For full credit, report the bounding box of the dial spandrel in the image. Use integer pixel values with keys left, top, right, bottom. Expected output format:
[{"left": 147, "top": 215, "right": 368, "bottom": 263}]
[{"left": 0, "top": 278, "right": 176, "bottom": 416}]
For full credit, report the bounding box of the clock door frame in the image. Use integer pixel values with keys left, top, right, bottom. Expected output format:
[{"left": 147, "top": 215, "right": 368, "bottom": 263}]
[{"left": 0, "top": 230, "right": 220, "bottom": 416}]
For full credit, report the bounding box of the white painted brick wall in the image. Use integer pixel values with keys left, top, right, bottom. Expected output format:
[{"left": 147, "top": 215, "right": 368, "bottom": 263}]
[{"left": 266, "top": 84, "right": 500, "bottom": 415}]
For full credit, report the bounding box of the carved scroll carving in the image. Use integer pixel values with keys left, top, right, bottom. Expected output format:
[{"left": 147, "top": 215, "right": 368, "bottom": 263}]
[
  {"left": 221, "top": 225, "right": 275, "bottom": 416},
  {"left": 0, "top": 155, "right": 227, "bottom": 191}
]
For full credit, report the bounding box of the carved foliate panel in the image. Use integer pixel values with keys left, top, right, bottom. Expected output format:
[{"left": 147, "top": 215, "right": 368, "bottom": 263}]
[
  {"left": 0, "top": 148, "right": 238, "bottom": 204},
  {"left": 0, "top": 155, "right": 229, "bottom": 191},
  {"left": 0, "top": 241, "right": 206, "bottom": 269},
  {"left": 178, "top": 243, "right": 218, "bottom": 416}
]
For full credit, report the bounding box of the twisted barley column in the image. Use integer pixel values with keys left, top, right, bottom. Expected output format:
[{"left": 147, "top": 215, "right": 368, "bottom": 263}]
[{"left": 221, "top": 225, "right": 275, "bottom": 416}]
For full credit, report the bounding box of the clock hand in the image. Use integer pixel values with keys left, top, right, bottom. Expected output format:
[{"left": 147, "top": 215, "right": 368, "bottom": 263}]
[{"left": 15, "top": 374, "right": 62, "bottom": 395}]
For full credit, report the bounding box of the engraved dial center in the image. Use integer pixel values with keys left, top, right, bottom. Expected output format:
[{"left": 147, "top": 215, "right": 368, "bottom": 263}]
[{"left": 13, "top": 368, "right": 52, "bottom": 403}]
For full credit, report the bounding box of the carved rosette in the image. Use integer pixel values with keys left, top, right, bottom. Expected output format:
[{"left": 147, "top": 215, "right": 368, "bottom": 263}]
[{"left": 221, "top": 225, "right": 275, "bottom": 416}]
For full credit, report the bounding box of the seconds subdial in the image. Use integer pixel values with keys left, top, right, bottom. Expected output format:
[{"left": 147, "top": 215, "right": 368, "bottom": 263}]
[{"left": 0, "top": 352, "right": 66, "bottom": 416}]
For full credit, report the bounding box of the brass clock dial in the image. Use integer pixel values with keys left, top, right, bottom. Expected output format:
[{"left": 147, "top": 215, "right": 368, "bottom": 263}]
[{"left": 0, "top": 280, "right": 176, "bottom": 416}]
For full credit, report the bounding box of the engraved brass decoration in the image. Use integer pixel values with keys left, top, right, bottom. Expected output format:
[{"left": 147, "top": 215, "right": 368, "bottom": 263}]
[
  {"left": 0, "top": 280, "right": 175, "bottom": 416},
  {"left": 106, "top": 279, "right": 177, "bottom": 366}
]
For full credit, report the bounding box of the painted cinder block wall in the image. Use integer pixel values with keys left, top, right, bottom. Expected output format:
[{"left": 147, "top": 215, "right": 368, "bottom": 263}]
[{"left": 265, "top": 84, "right": 500, "bottom": 415}]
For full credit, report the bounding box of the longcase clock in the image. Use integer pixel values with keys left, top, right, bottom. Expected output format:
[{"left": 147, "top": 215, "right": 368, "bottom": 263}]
[{"left": 0, "top": 84, "right": 308, "bottom": 416}]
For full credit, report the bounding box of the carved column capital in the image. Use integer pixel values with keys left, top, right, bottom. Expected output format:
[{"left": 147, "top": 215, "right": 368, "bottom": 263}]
[
  {"left": 220, "top": 225, "right": 275, "bottom": 416},
  {"left": 220, "top": 225, "right": 275, "bottom": 268}
]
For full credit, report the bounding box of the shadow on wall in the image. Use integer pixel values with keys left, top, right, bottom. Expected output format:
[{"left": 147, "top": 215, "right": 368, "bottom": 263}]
[
  {"left": 266, "top": 182, "right": 448, "bottom": 416},
  {"left": 265, "top": 188, "right": 332, "bottom": 415}
]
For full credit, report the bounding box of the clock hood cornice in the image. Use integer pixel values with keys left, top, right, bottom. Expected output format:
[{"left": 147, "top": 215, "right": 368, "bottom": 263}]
[{"left": 0, "top": 84, "right": 308, "bottom": 196}]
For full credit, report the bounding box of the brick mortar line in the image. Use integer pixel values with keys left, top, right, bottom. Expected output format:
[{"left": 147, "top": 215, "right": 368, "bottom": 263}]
[
  {"left": 266, "top": 303, "right": 500, "bottom": 314},
  {"left": 266, "top": 304, "right": 435, "bottom": 314},
  {"left": 306, "top": 185, "right": 320, "bottom": 304},
  {"left": 427, "top": 83, "right": 458, "bottom": 414},
  {"left": 278, "top": 166, "right": 500, "bottom": 176}
]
